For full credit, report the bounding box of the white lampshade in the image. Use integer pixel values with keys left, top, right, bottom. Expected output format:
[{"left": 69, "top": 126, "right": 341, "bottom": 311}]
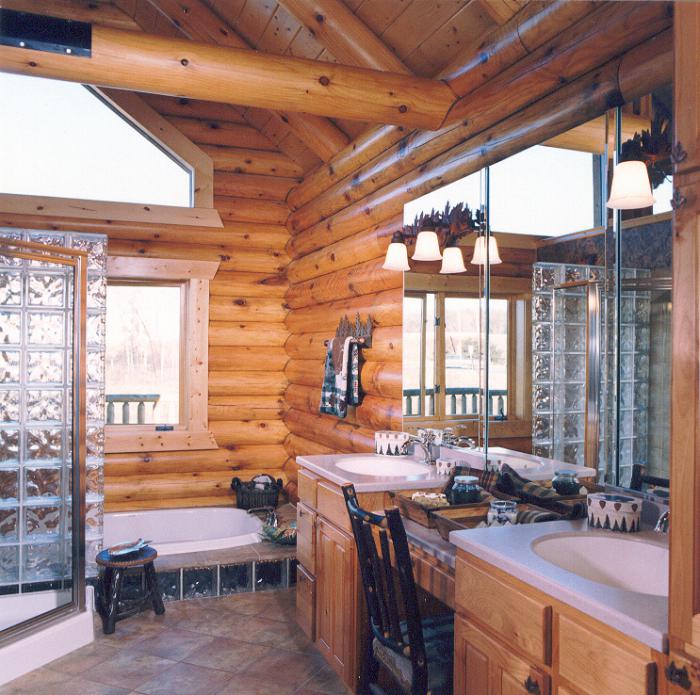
[
  {"left": 382, "top": 240, "right": 410, "bottom": 271},
  {"left": 440, "top": 245, "right": 466, "bottom": 274},
  {"left": 606, "top": 160, "right": 655, "bottom": 210},
  {"left": 411, "top": 231, "right": 442, "bottom": 261},
  {"left": 470, "top": 235, "right": 502, "bottom": 265}
]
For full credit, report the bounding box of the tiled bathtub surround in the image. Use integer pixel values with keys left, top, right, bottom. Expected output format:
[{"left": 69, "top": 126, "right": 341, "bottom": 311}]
[
  {"left": 150, "top": 544, "right": 297, "bottom": 603},
  {"left": 0, "top": 229, "right": 106, "bottom": 595}
]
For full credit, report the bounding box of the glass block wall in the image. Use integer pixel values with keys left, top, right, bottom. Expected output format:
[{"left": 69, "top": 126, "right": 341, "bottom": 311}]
[
  {"left": 532, "top": 262, "right": 650, "bottom": 481},
  {"left": 532, "top": 263, "right": 600, "bottom": 467},
  {"left": 0, "top": 229, "right": 106, "bottom": 593},
  {"left": 618, "top": 267, "right": 651, "bottom": 486}
]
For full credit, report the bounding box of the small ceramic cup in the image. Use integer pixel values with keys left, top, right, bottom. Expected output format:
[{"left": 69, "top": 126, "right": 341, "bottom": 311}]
[
  {"left": 435, "top": 458, "right": 456, "bottom": 476},
  {"left": 374, "top": 430, "right": 410, "bottom": 456},
  {"left": 587, "top": 492, "right": 641, "bottom": 533}
]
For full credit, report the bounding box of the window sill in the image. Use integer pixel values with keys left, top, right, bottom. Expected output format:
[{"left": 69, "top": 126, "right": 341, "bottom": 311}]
[{"left": 105, "top": 427, "right": 218, "bottom": 454}]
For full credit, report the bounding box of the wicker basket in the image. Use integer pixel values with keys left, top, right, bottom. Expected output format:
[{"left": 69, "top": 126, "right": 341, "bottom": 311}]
[{"left": 231, "top": 474, "right": 284, "bottom": 510}]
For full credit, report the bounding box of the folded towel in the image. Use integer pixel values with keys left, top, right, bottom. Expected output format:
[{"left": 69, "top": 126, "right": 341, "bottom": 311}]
[
  {"left": 516, "top": 509, "right": 561, "bottom": 524},
  {"left": 496, "top": 463, "right": 560, "bottom": 502},
  {"left": 319, "top": 336, "right": 361, "bottom": 418}
]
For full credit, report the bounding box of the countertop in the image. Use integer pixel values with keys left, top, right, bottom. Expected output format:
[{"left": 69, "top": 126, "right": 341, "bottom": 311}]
[
  {"left": 450, "top": 519, "right": 668, "bottom": 651},
  {"left": 296, "top": 453, "right": 448, "bottom": 492}
]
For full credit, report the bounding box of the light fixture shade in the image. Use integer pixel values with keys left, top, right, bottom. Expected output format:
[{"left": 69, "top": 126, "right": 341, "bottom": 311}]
[
  {"left": 382, "top": 241, "right": 410, "bottom": 271},
  {"left": 606, "top": 160, "right": 655, "bottom": 210},
  {"left": 470, "top": 235, "right": 502, "bottom": 265},
  {"left": 411, "top": 231, "right": 442, "bottom": 261},
  {"left": 440, "top": 245, "right": 466, "bottom": 274}
]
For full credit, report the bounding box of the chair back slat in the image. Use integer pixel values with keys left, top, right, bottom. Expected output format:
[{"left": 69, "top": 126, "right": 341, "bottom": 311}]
[
  {"left": 378, "top": 528, "right": 405, "bottom": 645},
  {"left": 341, "top": 483, "right": 428, "bottom": 689}
]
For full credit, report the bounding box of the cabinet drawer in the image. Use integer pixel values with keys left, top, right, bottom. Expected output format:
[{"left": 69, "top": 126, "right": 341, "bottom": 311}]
[
  {"left": 456, "top": 558, "right": 551, "bottom": 665},
  {"left": 317, "top": 481, "right": 352, "bottom": 532},
  {"left": 455, "top": 615, "right": 550, "bottom": 695},
  {"left": 296, "top": 564, "right": 315, "bottom": 641},
  {"left": 298, "top": 469, "right": 318, "bottom": 507},
  {"left": 558, "top": 615, "right": 656, "bottom": 695},
  {"left": 297, "top": 502, "right": 317, "bottom": 573}
]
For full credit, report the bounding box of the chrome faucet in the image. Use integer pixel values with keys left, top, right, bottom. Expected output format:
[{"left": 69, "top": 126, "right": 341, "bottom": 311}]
[
  {"left": 456, "top": 437, "right": 477, "bottom": 450},
  {"left": 402, "top": 431, "right": 437, "bottom": 465},
  {"left": 654, "top": 510, "right": 670, "bottom": 534}
]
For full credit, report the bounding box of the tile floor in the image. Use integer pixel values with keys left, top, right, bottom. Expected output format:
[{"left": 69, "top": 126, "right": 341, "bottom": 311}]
[{"left": 0, "top": 589, "right": 350, "bottom": 695}]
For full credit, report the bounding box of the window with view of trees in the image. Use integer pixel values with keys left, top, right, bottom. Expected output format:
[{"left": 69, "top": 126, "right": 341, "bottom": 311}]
[
  {"left": 403, "top": 292, "right": 509, "bottom": 420},
  {"left": 105, "top": 282, "right": 183, "bottom": 425}
]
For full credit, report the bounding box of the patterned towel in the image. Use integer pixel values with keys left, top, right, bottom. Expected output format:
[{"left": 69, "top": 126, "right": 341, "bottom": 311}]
[
  {"left": 496, "top": 463, "right": 560, "bottom": 502},
  {"left": 319, "top": 337, "right": 360, "bottom": 418}
]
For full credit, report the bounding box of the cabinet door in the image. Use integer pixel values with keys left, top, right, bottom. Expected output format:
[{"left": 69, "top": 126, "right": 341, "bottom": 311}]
[
  {"left": 296, "top": 564, "right": 316, "bottom": 641},
  {"left": 296, "top": 502, "right": 316, "bottom": 573},
  {"left": 315, "top": 518, "right": 357, "bottom": 685},
  {"left": 455, "top": 615, "right": 550, "bottom": 695}
]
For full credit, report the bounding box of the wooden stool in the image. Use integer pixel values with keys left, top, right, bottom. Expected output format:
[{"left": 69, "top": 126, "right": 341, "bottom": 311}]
[{"left": 96, "top": 546, "right": 164, "bottom": 634}]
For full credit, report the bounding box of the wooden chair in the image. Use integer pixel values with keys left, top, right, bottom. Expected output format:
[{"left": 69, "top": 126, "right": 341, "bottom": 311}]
[
  {"left": 629, "top": 463, "right": 670, "bottom": 493},
  {"left": 341, "top": 484, "right": 453, "bottom": 695}
]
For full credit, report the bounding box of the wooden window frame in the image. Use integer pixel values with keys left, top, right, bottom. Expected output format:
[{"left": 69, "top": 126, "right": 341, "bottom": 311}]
[
  {"left": 104, "top": 256, "right": 219, "bottom": 453},
  {"left": 403, "top": 274, "right": 532, "bottom": 431},
  {"left": 0, "top": 89, "right": 221, "bottom": 228}
]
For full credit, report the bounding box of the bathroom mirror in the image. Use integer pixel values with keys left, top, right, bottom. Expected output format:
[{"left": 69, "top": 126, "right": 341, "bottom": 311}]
[
  {"left": 402, "top": 88, "right": 673, "bottom": 493},
  {"left": 481, "top": 88, "right": 673, "bottom": 490}
]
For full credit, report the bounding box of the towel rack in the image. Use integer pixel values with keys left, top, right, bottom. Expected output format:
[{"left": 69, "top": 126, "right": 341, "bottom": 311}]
[{"left": 324, "top": 313, "right": 373, "bottom": 348}]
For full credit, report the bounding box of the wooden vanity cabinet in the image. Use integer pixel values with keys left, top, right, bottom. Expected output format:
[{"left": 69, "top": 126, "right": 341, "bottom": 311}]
[
  {"left": 295, "top": 468, "right": 394, "bottom": 690},
  {"left": 455, "top": 552, "right": 662, "bottom": 695}
]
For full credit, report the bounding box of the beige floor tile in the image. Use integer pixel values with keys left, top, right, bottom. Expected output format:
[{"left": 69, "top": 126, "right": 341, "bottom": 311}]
[
  {"left": 47, "top": 641, "right": 122, "bottom": 675},
  {"left": 214, "top": 674, "right": 297, "bottom": 695},
  {"left": 134, "top": 662, "right": 233, "bottom": 695},
  {"left": 128, "top": 627, "right": 215, "bottom": 661},
  {"left": 86, "top": 651, "right": 177, "bottom": 690},
  {"left": 242, "top": 647, "right": 325, "bottom": 688},
  {"left": 298, "top": 666, "right": 352, "bottom": 695},
  {"left": 183, "top": 636, "right": 271, "bottom": 673}
]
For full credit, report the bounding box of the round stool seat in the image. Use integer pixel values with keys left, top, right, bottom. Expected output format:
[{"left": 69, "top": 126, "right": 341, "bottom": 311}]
[{"left": 96, "top": 546, "right": 157, "bottom": 568}]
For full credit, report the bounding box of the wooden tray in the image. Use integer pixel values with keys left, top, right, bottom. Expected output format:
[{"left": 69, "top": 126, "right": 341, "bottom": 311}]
[
  {"left": 431, "top": 503, "right": 561, "bottom": 542},
  {"left": 390, "top": 489, "right": 494, "bottom": 529}
]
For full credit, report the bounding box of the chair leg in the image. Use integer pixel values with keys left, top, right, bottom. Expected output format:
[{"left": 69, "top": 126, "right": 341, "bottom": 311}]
[
  {"left": 144, "top": 561, "right": 165, "bottom": 615},
  {"left": 102, "top": 568, "right": 123, "bottom": 635},
  {"left": 360, "top": 628, "right": 382, "bottom": 695}
]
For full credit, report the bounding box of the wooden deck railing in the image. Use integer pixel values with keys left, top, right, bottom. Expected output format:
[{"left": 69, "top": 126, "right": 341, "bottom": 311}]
[
  {"left": 106, "top": 394, "right": 160, "bottom": 425},
  {"left": 403, "top": 387, "right": 507, "bottom": 418}
]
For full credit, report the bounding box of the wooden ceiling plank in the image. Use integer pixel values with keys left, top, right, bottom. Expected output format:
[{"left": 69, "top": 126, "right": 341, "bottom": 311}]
[
  {"left": 229, "top": 0, "right": 279, "bottom": 46},
  {"left": 148, "top": 0, "right": 351, "bottom": 160},
  {"left": 257, "top": 2, "right": 304, "bottom": 54},
  {"left": 355, "top": 0, "right": 410, "bottom": 38},
  {"left": 476, "top": 0, "right": 527, "bottom": 26},
  {"left": 0, "top": 0, "right": 141, "bottom": 31},
  {"left": 378, "top": 0, "right": 470, "bottom": 66},
  {"left": 285, "top": 25, "right": 327, "bottom": 60},
  {"left": 279, "top": 0, "right": 410, "bottom": 73},
  {"left": 403, "top": 0, "right": 499, "bottom": 77}
]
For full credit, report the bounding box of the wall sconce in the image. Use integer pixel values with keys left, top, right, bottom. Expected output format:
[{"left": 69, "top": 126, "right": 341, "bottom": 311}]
[
  {"left": 411, "top": 220, "right": 442, "bottom": 261},
  {"left": 471, "top": 233, "right": 502, "bottom": 265},
  {"left": 606, "top": 160, "right": 655, "bottom": 210},
  {"left": 382, "top": 231, "right": 411, "bottom": 271},
  {"left": 440, "top": 237, "right": 466, "bottom": 274}
]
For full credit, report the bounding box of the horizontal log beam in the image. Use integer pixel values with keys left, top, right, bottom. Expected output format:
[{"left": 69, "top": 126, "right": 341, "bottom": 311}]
[
  {"left": 209, "top": 420, "right": 289, "bottom": 446},
  {"left": 0, "top": 25, "right": 456, "bottom": 128},
  {"left": 209, "top": 295, "right": 288, "bottom": 323},
  {"left": 285, "top": 326, "right": 401, "bottom": 363},
  {"left": 204, "top": 146, "right": 304, "bottom": 178},
  {"left": 209, "top": 321, "right": 289, "bottom": 347},
  {"left": 285, "top": 408, "right": 374, "bottom": 453},
  {"left": 208, "top": 346, "right": 289, "bottom": 371},
  {"left": 210, "top": 272, "right": 288, "bottom": 298},
  {"left": 208, "top": 371, "right": 288, "bottom": 396},
  {"left": 285, "top": 288, "right": 402, "bottom": 333}
]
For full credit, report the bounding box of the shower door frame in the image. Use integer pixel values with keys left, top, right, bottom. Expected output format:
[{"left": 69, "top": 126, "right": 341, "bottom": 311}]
[
  {"left": 551, "top": 278, "right": 603, "bottom": 473},
  {"left": 0, "top": 238, "right": 88, "bottom": 646}
]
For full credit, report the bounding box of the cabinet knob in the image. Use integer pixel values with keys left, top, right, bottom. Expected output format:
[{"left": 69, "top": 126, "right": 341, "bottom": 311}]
[
  {"left": 665, "top": 661, "right": 692, "bottom": 690},
  {"left": 524, "top": 676, "right": 541, "bottom": 694}
]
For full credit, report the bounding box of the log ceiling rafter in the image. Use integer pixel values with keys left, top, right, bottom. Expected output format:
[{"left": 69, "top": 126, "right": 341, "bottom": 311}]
[
  {"left": 0, "top": 24, "right": 457, "bottom": 129},
  {"left": 0, "top": 0, "right": 141, "bottom": 31},
  {"left": 144, "top": 0, "right": 350, "bottom": 164}
]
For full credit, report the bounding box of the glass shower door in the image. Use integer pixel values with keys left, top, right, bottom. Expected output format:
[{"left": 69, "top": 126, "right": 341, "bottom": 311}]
[{"left": 0, "top": 238, "right": 87, "bottom": 642}]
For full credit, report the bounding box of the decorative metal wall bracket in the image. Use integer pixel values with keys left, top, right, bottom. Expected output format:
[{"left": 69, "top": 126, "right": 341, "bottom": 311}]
[
  {"left": 671, "top": 187, "right": 687, "bottom": 210},
  {"left": 671, "top": 140, "right": 688, "bottom": 166},
  {"left": 324, "top": 313, "right": 374, "bottom": 347}
]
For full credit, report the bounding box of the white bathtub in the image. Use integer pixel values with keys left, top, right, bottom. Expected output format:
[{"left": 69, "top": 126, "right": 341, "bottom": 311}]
[{"left": 103, "top": 507, "right": 263, "bottom": 556}]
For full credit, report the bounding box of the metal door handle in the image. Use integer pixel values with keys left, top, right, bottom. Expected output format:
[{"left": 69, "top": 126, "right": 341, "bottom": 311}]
[
  {"left": 665, "top": 661, "right": 691, "bottom": 690},
  {"left": 524, "top": 676, "right": 541, "bottom": 694}
]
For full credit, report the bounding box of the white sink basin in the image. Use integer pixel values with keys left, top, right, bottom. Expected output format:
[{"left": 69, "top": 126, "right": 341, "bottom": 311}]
[
  {"left": 532, "top": 532, "right": 668, "bottom": 596},
  {"left": 335, "top": 456, "right": 431, "bottom": 477}
]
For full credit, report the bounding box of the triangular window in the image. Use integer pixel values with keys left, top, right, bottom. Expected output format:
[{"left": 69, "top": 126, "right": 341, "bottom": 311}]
[{"left": 0, "top": 73, "right": 192, "bottom": 207}]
